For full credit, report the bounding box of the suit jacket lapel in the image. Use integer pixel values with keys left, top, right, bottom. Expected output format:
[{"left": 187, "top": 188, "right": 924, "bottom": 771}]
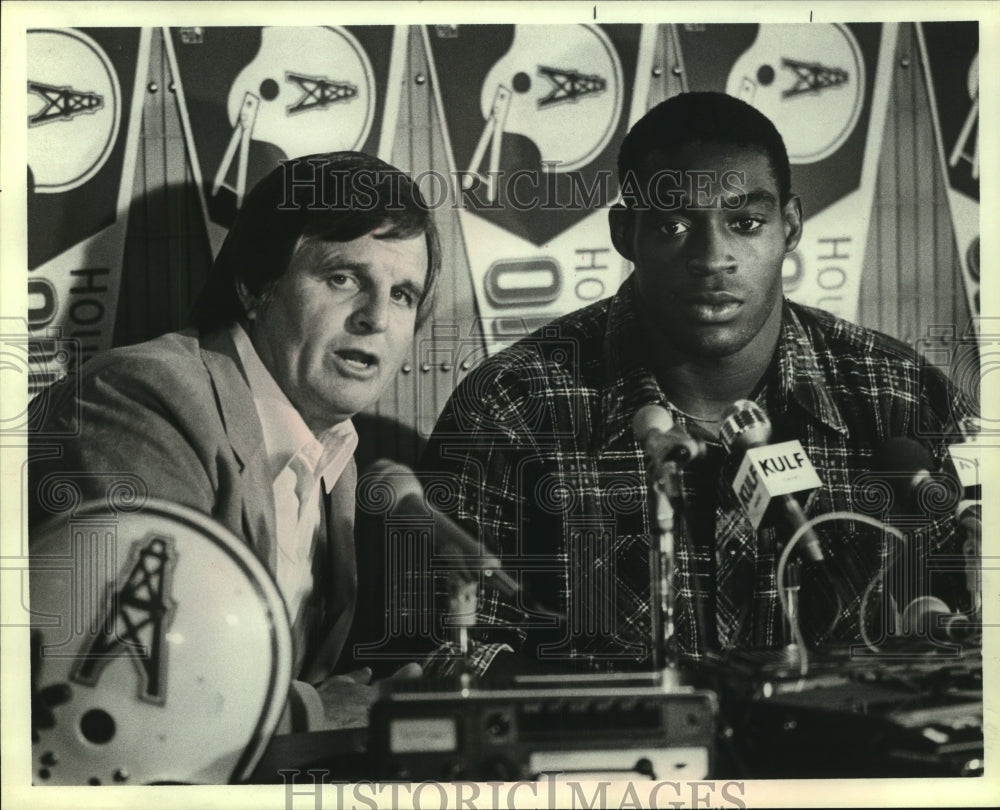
[
  {"left": 198, "top": 328, "right": 278, "bottom": 572},
  {"left": 198, "top": 328, "right": 359, "bottom": 681}
]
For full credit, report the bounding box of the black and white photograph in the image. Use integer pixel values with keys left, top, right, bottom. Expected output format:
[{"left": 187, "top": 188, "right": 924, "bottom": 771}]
[{"left": 1, "top": 2, "right": 996, "bottom": 808}]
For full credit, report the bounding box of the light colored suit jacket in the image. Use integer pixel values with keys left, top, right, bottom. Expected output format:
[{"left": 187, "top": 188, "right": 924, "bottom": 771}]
[{"left": 29, "top": 328, "right": 357, "bottom": 697}]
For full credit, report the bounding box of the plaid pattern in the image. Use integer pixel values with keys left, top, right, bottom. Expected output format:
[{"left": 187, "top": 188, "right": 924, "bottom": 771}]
[{"left": 419, "top": 276, "right": 977, "bottom": 675}]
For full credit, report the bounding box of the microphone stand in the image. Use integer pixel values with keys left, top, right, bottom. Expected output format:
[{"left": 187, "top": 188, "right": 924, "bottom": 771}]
[
  {"left": 633, "top": 406, "right": 704, "bottom": 680},
  {"left": 447, "top": 576, "right": 479, "bottom": 686},
  {"left": 781, "top": 557, "right": 801, "bottom": 650},
  {"left": 647, "top": 459, "right": 683, "bottom": 675}
]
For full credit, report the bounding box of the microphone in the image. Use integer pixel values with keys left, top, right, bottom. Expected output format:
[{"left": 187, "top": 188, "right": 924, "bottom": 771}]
[
  {"left": 366, "top": 460, "right": 520, "bottom": 597},
  {"left": 633, "top": 404, "right": 705, "bottom": 470},
  {"left": 718, "top": 400, "right": 825, "bottom": 564},
  {"left": 957, "top": 499, "right": 982, "bottom": 616},
  {"left": 946, "top": 415, "right": 983, "bottom": 499},
  {"left": 870, "top": 438, "right": 976, "bottom": 638},
  {"left": 957, "top": 499, "right": 982, "bottom": 536},
  {"left": 870, "top": 437, "right": 962, "bottom": 519}
]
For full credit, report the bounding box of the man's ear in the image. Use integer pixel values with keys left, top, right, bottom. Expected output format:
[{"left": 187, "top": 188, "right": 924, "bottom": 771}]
[
  {"left": 782, "top": 194, "right": 803, "bottom": 253},
  {"left": 235, "top": 278, "right": 258, "bottom": 321},
  {"left": 609, "top": 203, "right": 635, "bottom": 261}
]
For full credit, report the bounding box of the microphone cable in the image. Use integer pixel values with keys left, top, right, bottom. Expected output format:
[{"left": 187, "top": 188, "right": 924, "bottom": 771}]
[{"left": 775, "top": 510, "right": 906, "bottom": 677}]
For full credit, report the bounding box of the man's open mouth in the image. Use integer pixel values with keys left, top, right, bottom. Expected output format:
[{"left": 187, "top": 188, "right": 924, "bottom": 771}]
[{"left": 335, "top": 349, "right": 378, "bottom": 370}]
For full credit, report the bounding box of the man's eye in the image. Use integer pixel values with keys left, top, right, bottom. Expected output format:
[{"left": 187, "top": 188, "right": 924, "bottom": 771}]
[
  {"left": 391, "top": 289, "right": 416, "bottom": 307},
  {"left": 327, "top": 273, "right": 357, "bottom": 289},
  {"left": 733, "top": 217, "right": 763, "bottom": 233},
  {"left": 658, "top": 221, "right": 689, "bottom": 237}
]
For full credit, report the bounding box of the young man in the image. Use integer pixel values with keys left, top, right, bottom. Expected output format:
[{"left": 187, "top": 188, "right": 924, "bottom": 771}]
[
  {"left": 420, "top": 92, "right": 978, "bottom": 676},
  {"left": 30, "top": 151, "right": 440, "bottom": 729}
]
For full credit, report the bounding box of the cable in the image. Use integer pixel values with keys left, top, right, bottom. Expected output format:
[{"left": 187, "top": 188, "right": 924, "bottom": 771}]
[
  {"left": 859, "top": 573, "right": 901, "bottom": 653},
  {"left": 776, "top": 511, "right": 907, "bottom": 677}
]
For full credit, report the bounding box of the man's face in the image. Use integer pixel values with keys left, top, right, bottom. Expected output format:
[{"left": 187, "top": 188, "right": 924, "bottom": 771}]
[
  {"left": 245, "top": 227, "right": 428, "bottom": 431},
  {"left": 621, "top": 142, "right": 801, "bottom": 361}
]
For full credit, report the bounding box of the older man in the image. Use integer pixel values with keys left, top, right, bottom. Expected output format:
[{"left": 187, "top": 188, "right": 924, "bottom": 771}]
[{"left": 29, "top": 151, "right": 440, "bottom": 730}]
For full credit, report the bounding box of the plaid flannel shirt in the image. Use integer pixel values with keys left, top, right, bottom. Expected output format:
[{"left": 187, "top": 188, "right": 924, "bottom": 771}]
[{"left": 419, "top": 276, "right": 977, "bottom": 676}]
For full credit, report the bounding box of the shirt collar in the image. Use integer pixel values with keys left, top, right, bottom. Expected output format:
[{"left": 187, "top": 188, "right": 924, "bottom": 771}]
[
  {"left": 597, "top": 280, "right": 847, "bottom": 448},
  {"left": 598, "top": 277, "right": 667, "bottom": 448},
  {"left": 230, "top": 324, "right": 358, "bottom": 484},
  {"left": 773, "top": 301, "right": 848, "bottom": 435}
]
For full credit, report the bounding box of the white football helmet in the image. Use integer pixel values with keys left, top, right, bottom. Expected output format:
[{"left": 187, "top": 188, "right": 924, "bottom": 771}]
[{"left": 30, "top": 499, "right": 292, "bottom": 784}]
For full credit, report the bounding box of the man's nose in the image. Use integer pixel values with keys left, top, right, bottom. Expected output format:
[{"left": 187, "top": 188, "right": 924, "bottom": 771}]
[
  {"left": 349, "top": 291, "right": 390, "bottom": 333},
  {"left": 687, "top": 224, "right": 737, "bottom": 275}
]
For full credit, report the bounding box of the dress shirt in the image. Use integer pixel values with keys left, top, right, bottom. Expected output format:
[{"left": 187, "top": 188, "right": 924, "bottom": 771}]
[{"left": 231, "top": 324, "right": 357, "bottom": 624}]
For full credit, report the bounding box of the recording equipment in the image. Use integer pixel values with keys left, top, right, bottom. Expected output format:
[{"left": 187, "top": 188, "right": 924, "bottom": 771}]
[
  {"left": 899, "top": 596, "right": 978, "bottom": 643},
  {"left": 718, "top": 400, "right": 825, "bottom": 564},
  {"left": 367, "top": 460, "right": 519, "bottom": 597},
  {"left": 370, "top": 675, "right": 718, "bottom": 781},
  {"left": 703, "top": 644, "right": 984, "bottom": 778}
]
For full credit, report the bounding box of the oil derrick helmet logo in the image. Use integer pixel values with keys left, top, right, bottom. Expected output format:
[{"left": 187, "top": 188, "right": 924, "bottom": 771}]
[
  {"left": 69, "top": 535, "right": 177, "bottom": 703},
  {"left": 433, "top": 24, "right": 630, "bottom": 247},
  {"left": 27, "top": 28, "right": 121, "bottom": 194},
  {"left": 725, "top": 24, "right": 865, "bottom": 164},
  {"left": 30, "top": 501, "right": 293, "bottom": 784}
]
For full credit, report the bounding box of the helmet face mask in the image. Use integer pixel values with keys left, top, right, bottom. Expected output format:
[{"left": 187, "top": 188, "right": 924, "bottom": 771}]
[{"left": 30, "top": 500, "right": 293, "bottom": 785}]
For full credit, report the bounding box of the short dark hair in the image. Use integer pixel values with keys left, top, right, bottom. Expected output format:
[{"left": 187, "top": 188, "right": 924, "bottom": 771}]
[
  {"left": 617, "top": 92, "right": 792, "bottom": 205},
  {"left": 191, "top": 151, "right": 441, "bottom": 332}
]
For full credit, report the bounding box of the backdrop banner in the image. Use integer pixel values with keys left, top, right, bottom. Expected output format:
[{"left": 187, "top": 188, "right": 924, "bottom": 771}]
[
  {"left": 917, "top": 21, "right": 980, "bottom": 326},
  {"left": 26, "top": 27, "right": 150, "bottom": 394},
  {"left": 424, "top": 23, "right": 654, "bottom": 353},
  {"left": 165, "top": 25, "right": 406, "bottom": 255}
]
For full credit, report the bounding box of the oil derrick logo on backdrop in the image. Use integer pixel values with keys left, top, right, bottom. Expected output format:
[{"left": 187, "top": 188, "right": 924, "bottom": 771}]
[
  {"left": 426, "top": 24, "right": 646, "bottom": 350},
  {"left": 27, "top": 29, "right": 121, "bottom": 195},
  {"left": 167, "top": 25, "right": 398, "bottom": 250},
  {"left": 725, "top": 24, "right": 865, "bottom": 166},
  {"left": 71, "top": 535, "right": 178, "bottom": 703},
  {"left": 26, "top": 28, "right": 148, "bottom": 387},
  {"left": 465, "top": 25, "right": 622, "bottom": 205},
  {"left": 213, "top": 27, "right": 374, "bottom": 207},
  {"left": 918, "top": 22, "right": 980, "bottom": 324},
  {"left": 676, "top": 23, "right": 892, "bottom": 322},
  {"left": 948, "top": 53, "right": 979, "bottom": 186},
  {"left": 449, "top": 24, "right": 625, "bottom": 244}
]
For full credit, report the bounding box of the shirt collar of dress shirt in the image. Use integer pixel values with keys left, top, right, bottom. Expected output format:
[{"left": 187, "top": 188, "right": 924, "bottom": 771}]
[
  {"left": 597, "top": 276, "right": 848, "bottom": 449},
  {"left": 230, "top": 323, "right": 358, "bottom": 486}
]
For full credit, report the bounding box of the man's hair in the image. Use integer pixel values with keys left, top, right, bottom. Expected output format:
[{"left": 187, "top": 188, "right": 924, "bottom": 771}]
[
  {"left": 617, "top": 91, "right": 792, "bottom": 205},
  {"left": 191, "top": 151, "right": 441, "bottom": 332}
]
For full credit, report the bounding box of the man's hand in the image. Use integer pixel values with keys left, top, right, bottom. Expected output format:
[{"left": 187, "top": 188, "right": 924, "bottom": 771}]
[{"left": 313, "top": 663, "right": 423, "bottom": 729}]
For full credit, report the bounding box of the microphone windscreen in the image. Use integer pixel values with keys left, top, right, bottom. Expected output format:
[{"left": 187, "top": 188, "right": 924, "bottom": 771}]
[
  {"left": 870, "top": 437, "right": 933, "bottom": 475},
  {"left": 871, "top": 437, "right": 964, "bottom": 518},
  {"left": 633, "top": 403, "right": 674, "bottom": 442},
  {"left": 718, "top": 399, "right": 771, "bottom": 453},
  {"left": 365, "top": 459, "right": 424, "bottom": 502}
]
